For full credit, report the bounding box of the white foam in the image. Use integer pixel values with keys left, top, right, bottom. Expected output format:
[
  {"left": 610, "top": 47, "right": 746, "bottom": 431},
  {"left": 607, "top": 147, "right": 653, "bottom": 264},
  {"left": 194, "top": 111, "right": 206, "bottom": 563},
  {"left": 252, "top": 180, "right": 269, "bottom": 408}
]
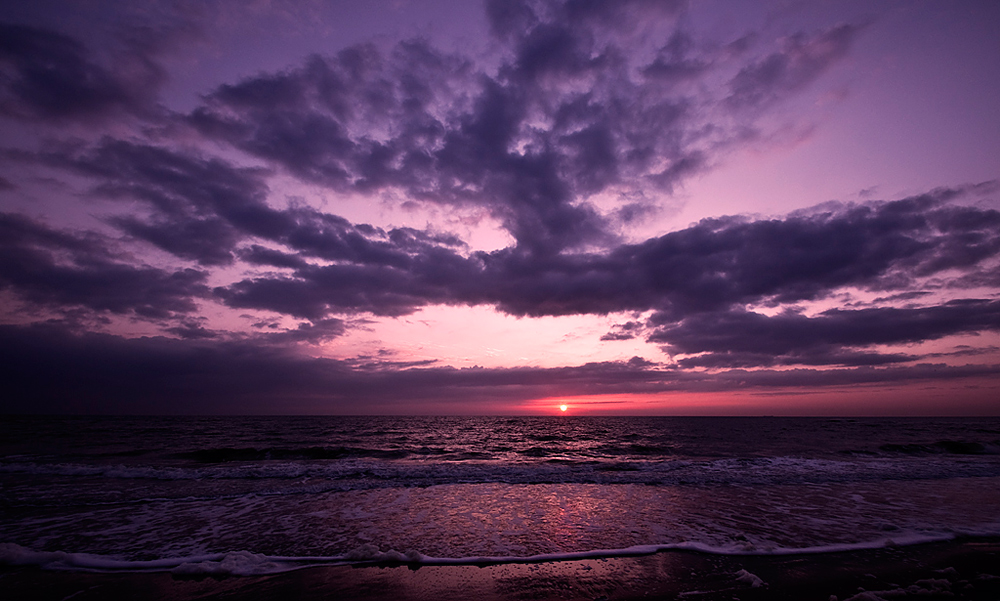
[
  {"left": 7, "top": 476, "right": 1000, "bottom": 571},
  {"left": 735, "top": 569, "right": 765, "bottom": 588},
  {"left": 0, "top": 533, "right": 971, "bottom": 576},
  {"left": 172, "top": 551, "right": 289, "bottom": 576},
  {"left": 0, "top": 542, "right": 222, "bottom": 572},
  {"left": 842, "top": 576, "right": 956, "bottom": 600}
]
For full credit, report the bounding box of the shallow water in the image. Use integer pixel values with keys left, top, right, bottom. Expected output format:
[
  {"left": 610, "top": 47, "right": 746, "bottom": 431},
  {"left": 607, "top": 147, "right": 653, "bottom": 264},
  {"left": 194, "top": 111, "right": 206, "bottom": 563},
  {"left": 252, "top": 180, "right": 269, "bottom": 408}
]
[{"left": 2, "top": 416, "right": 999, "bottom": 574}]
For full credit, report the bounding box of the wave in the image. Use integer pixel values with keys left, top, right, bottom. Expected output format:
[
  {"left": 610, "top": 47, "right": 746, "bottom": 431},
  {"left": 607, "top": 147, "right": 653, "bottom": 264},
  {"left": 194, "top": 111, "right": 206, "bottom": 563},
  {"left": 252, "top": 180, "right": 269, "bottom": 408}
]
[
  {"left": 4, "top": 454, "right": 1000, "bottom": 492},
  {"left": 877, "top": 440, "right": 1000, "bottom": 455},
  {"left": 0, "top": 532, "right": 985, "bottom": 576},
  {"left": 176, "top": 446, "right": 437, "bottom": 462}
]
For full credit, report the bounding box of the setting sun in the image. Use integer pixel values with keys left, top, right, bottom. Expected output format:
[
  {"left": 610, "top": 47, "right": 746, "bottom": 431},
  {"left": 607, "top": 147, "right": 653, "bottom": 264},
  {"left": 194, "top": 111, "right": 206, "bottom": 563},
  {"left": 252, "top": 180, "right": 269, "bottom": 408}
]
[{"left": 559, "top": 404, "right": 568, "bottom": 412}]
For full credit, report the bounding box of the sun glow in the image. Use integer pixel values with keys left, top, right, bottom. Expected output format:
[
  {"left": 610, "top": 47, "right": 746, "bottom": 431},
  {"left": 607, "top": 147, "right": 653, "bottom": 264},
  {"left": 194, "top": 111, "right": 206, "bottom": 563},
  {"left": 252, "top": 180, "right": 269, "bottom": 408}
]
[{"left": 559, "top": 404, "right": 568, "bottom": 412}]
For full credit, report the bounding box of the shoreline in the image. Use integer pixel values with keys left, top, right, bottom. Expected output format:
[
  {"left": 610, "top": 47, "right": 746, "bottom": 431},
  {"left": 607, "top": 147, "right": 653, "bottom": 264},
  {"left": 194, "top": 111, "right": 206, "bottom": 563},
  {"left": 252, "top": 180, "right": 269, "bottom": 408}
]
[{"left": 2, "top": 537, "right": 999, "bottom": 600}]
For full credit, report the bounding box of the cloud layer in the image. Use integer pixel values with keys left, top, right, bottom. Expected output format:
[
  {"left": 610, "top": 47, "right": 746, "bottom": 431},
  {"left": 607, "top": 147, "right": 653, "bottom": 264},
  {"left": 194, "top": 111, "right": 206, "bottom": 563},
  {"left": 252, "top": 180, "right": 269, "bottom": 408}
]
[{"left": 0, "top": 0, "right": 997, "bottom": 412}]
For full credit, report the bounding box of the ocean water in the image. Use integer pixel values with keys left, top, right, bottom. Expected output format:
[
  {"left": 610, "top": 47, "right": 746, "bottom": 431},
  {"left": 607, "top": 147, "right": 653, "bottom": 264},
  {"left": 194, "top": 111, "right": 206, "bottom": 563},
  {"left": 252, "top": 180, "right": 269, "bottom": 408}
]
[{"left": 2, "top": 416, "right": 1000, "bottom": 575}]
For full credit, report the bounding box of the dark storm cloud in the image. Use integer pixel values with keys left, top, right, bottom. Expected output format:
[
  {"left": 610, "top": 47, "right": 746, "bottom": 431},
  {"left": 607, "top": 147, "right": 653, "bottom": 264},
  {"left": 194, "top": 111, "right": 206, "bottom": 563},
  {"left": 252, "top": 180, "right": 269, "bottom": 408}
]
[
  {"left": 189, "top": 43, "right": 613, "bottom": 254},
  {"left": 561, "top": 0, "right": 686, "bottom": 25},
  {"left": 641, "top": 31, "right": 710, "bottom": 85},
  {"left": 111, "top": 215, "right": 239, "bottom": 266},
  {"left": 601, "top": 320, "right": 643, "bottom": 341},
  {"left": 2, "top": 320, "right": 995, "bottom": 414},
  {"left": 726, "top": 23, "right": 862, "bottom": 110},
  {"left": 187, "top": 41, "right": 469, "bottom": 192},
  {"left": 2, "top": 0, "right": 997, "bottom": 411},
  {"left": 176, "top": 1, "right": 868, "bottom": 260},
  {"left": 217, "top": 242, "right": 483, "bottom": 318},
  {"left": 184, "top": 1, "right": 810, "bottom": 255},
  {"left": 32, "top": 138, "right": 470, "bottom": 273},
  {"left": 26, "top": 138, "right": 274, "bottom": 265},
  {"left": 479, "top": 189, "right": 1000, "bottom": 318},
  {"left": 45, "top": 138, "right": 277, "bottom": 244},
  {"left": 14, "top": 135, "right": 993, "bottom": 369},
  {"left": 674, "top": 348, "right": 916, "bottom": 369},
  {"left": 501, "top": 19, "right": 618, "bottom": 86},
  {"left": 694, "top": 362, "right": 1000, "bottom": 394},
  {"left": 238, "top": 245, "right": 309, "bottom": 270},
  {"left": 18, "top": 120, "right": 1000, "bottom": 336},
  {"left": 2, "top": 0, "right": 874, "bottom": 270},
  {"left": 0, "top": 22, "right": 169, "bottom": 123},
  {"left": 278, "top": 209, "right": 468, "bottom": 268},
  {"left": 0, "top": 23, "right": 131, "bottom": 120},
  {"left": 653, "top": 300, "right": 1000, "bottom": 368},
  {"left": 621, "top": 189, "right": 1000, "bottom": 319},
  {"left": 165, "top": 319, "right": 218, "bottom": 340},
  {"left": 485, "top": 0, "right": 539, "bottom": 40},
  {"left": 266, "top": 318, "right": 347, "bottom": 344},
  {"left": 0, "top": 212, "right": 208, "bottom": 318},
  {"left": 487, "top": 0, "right": 685, "bottom": 37},
  {"left": 212, "top": 188, "right": 1000, "bottom": 326},
  {"left": 0, "top": 322, "right": 321, "bottom": 414}
]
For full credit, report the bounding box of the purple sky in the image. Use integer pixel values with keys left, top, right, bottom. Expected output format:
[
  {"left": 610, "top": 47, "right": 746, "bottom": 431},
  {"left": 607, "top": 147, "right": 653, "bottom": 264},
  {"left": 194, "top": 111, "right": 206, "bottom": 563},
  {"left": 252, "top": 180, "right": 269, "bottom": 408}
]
[{"left": 1, "top": 0, "right": 998, "bottom": 415}]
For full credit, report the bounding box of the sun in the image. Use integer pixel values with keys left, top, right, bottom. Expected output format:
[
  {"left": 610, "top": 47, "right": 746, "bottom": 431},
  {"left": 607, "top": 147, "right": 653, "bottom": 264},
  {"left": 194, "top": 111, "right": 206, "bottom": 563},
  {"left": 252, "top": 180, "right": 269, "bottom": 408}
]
[{"left": 559, "top": 404, "right": 568, "bottom": 412}]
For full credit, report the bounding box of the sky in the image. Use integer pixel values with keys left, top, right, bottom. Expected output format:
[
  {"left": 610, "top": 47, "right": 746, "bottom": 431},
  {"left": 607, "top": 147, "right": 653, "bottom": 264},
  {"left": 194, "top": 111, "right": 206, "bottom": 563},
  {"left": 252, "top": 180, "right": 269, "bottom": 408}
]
[{"left": 0, "top": 0, "right": 998, "bottom": 416}]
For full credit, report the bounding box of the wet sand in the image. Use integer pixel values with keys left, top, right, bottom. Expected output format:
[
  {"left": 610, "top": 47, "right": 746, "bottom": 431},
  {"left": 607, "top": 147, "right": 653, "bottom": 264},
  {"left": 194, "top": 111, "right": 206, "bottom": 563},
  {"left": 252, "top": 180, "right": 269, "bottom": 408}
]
[{"left": 3, "top": 537, "right": 999, "bottom": 601}]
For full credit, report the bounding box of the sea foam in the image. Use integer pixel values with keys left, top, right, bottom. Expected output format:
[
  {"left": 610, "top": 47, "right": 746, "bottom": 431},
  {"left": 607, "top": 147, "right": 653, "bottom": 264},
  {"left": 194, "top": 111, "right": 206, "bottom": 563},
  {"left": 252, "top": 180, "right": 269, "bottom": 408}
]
[{"left": 0, "top": 533, "right": 971, "bottom": 576}]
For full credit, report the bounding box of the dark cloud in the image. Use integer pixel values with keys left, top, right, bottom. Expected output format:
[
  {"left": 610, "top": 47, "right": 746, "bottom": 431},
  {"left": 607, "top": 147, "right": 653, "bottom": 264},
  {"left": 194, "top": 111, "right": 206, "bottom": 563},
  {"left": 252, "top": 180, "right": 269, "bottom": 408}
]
[
  {"left": 210, "top": 188, "right": 1000, "bottom": 327},
  {"left": 3, "top": 1, "right": 871, "bottom": 264},
  {"left": 33, "top": 138, "right": 471, "bottom": 272},
  {"left": 16, "top": 138, "right": 993, "bottom": 372},
  {"left": 19, "top": 121, "right": 999, "bottom": 338},
  {"left": 622, "top": 190, "right": 1000, "bottom": 319},
  {"left": 0, "top": 322, "right": 323, "bottom": 414},
  {"left": 217, "top": 242, "right": 483, "bottom": 318},
  {"left": 33, "top": 138, "right": 276, "bottom": 265},
  {"left": 0, "top": 22, "right": 169, "bottom": 123},
  {"left": 485, "top": 0, "right": 538, "bottom": 41},
  {"left": 868, "top": 290, "right": 934, "bottom": 305},
  {"left": 0, "top": 23, "right": 131, "bottom": 120},
  {"left": 1, "top": 0, "right": 996, "bottom": 413},
  {"left": 674, "top": 348, "right": 916, "bottom": 369},
  {"left": 508, "top": 23, "right": 604, "bottom": 82},
  {"left": 46, "top": 139, "right": 276, "bottom": 233},
  {"left": 0, "top": 212, "right": 209, "bottom": 318},
  {"left": 238, "top": 245, "right": 308, "bottom": 270},
  {"left": 165, "top": 320, "right": 218, "bottom": 340},
  {"left": 653, "top": 300, "right": 1000, "bottom": 368},
  {"left": 561, "top": 0, "right": 685, "bottom": 25},
  {"left": 265, "top": 318, "right": 347, "bottom": 344},
  {"left": 1, "top": 320, "right": 995, "bottom": 414},
  {"left": 187, "top": 41, "right": 467, "bottom": 194},
  {"left": 600, "top": 320, "right": 644, "bottom": 341},
  {"left": 727, "top": 23, "right": 862, "bottom": 110},
  {"left": 487, "top": 0, "right": 685, "bottom": 41},
  {"left": 479, "top": 189, "right": 1000, "bottom": 318},
  {"left": 642, "top": 55, "right": 708, "bottom": 85},
  {"left": 111, "top": 214, "right": 239, "bottom": 266},
  {"left": 694, "top": 362, "right": 1000, "bottom": 395},
  {"left": 185, "top": 4, "right": 850, "bottom": 256}
]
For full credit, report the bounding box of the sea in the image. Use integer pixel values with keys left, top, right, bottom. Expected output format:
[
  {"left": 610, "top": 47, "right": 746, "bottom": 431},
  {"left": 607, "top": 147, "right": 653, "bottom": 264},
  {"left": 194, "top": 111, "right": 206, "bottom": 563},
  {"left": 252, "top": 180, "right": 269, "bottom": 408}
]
[{"left": 2, "top": 416, "right": 1000, "bottom": 576}]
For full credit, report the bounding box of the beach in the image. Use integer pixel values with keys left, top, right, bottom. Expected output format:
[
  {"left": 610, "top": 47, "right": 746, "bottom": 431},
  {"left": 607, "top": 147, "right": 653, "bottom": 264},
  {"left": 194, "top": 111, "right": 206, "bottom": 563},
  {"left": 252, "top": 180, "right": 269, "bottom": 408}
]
[
  {"left": 4, "top": 537, "right": 1000, "bottom": 601},
  {"left": 4, "top": 417, "right": 1000, "bottom": 600}
]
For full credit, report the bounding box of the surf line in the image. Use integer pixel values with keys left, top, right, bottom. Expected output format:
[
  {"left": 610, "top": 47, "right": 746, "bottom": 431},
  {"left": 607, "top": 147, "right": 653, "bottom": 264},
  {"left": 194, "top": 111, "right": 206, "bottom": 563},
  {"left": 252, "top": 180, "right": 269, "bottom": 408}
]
[{"left": 1, "top": 534, "right": 960, "bottom": 576}]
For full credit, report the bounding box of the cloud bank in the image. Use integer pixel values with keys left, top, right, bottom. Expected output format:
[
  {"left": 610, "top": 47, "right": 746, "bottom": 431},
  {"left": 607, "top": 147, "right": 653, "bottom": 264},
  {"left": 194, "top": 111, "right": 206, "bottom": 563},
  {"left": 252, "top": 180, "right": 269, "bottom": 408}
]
[{"left": 0, "top": 0, "right": 997, "bottom": 413}]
